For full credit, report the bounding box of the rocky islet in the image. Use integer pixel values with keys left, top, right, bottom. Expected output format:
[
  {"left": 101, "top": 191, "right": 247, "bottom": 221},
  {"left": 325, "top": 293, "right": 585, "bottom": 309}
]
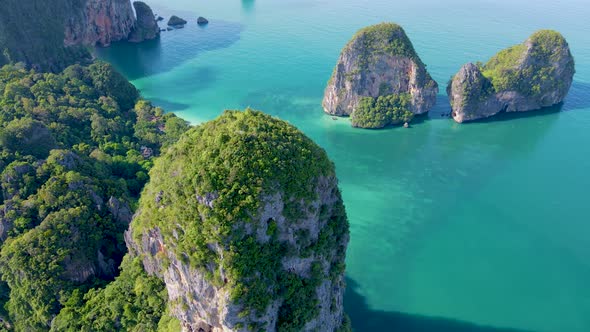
[
  {"left": 323, "top": 23, "right": 575, "bottom": 128},
  {"left": 447, "top": 30, "right": 575, "bottom": 123},
  {"left": 323, "top": 23, "right": 439, "bottom": 129},
  {"left": 167, "top": 15, "right": 188, "bottom": 28}
]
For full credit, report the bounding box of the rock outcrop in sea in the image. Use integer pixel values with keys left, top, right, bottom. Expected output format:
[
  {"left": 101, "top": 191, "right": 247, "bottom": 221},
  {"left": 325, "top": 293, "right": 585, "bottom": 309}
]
[
  {"left": 168, "top": 15, "right": 188, "bottom": 27},
  {"left": 128, "top": 1, "right": 160, "bottom": 42},
  {"left": 126, "top": 109, "right": 351, "bottom": 332},
  {"left": 447, "top": 30, "right": 575, "bottom": 123},
  {"left": 323, "top": 23, "right": 438, "bottom": 129}
]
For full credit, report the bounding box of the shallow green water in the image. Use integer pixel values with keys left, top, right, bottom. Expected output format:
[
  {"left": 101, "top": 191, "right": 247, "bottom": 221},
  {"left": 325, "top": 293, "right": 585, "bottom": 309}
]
[{"left": 98, "top": 1, "right": 590, "bottom": 331}]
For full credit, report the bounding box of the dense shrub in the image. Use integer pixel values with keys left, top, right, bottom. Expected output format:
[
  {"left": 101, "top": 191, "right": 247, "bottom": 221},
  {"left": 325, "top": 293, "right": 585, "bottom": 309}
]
[
  {"left": 0, "top": 62, "right": 189, "bottom": 330},
  {"left": 351, "top": 93, "right": 413, "bottom": 128},
  {"left": 481, "top": 30, "right": 574, "bottom": 97}
]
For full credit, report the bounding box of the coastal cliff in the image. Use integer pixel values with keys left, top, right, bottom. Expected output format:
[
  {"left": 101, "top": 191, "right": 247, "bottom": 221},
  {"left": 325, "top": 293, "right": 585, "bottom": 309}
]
[
  {"left": 129, "top": 1, "right": 160, "bottom": 43},
  {"left": 0, "top": 0, "right": 158, "bottom": 71},
  {"left": 447, "top": 30, "right": 575, "bottom": 123},
  {"left": 127, "top": 109, "right": 351, "bottom": 331},
  {"left": 323, "top": 23, "right": 438, "bottom": 128},
  {"left": 63, "top": 0, "right": 135, "bottom": 47}
]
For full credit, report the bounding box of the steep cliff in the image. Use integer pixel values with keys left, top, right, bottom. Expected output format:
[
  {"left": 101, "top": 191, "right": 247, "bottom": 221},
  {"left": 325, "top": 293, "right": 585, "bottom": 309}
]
[
  {"left": 447, "top": 30, "right": 575, "bottom": 123},
  {"left": 323, "top": 23, "right": 438, "bottom": 128},
  {"left": 127, "top": 109, "right": 351, "bottom": 331},
  {"left": 0, "top": 0, "right": 157, "bottom": 71},
  {"left": 0, "top": 0, "right": 91, "bottom": 71},
  {"left": 128, "top": 1, "right": 160, "bottom": 43},
  {"left": 63, "top": 0, "right": 135, "bottom": 47}
]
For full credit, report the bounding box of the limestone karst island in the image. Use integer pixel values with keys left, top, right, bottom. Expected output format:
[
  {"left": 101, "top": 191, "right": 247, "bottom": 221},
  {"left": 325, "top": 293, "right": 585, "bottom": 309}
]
[
  {"left": 323, "top": 23, "right": 438, "bottom": 129},
  {"left": 447, "top": 30, "right": 575, "bottom": 123},
  {"left": 0, "top": 1, "right": 588, "bottom": 332}
]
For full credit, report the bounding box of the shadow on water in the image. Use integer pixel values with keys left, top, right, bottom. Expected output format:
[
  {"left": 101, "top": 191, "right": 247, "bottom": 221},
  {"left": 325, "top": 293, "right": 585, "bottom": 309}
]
[
  {"left": 344, "top": 278, "right": 537, "bottom": 332},
  {"left": 563, "top": 80, "right": 590, "bottom": 111},
  {"left": 141, "top": 66, "right": 219, "bottom": 111},
  {"left": 467, "top": 102, "right": 564, "bottom": 124},
  {"left": 148, "top": 98, "right": 191, "bottom": 112},
  {"left": 95, "top": 20, "right": 243, "bottom": 80},
  {"left": 427, "top": 94, "right": 453, "bottom": 119}
]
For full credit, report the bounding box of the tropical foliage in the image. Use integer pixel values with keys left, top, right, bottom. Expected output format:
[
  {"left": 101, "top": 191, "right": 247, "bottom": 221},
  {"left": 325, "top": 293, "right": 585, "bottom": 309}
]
[
  {"left": 0, "top": 0, "right": 91, "bottom": 72},
  {"left": 351, "top": 93, "right": 413, "bottom": 128},
  {"left": 132, "top": 109, "right": 350, "bottom": 330},
  {"left": 0, "top": 61, "right": 189, "bottom": 330},
  {"left": 481, "top": 30, "right": 574, "bottom": 97}
]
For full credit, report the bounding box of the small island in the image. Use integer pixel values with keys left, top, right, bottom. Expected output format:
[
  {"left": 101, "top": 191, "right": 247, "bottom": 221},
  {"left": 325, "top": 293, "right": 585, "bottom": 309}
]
[
  {"left": 447, "top": 30, "right": 575, "bottom": 123},
  {"left": 323, "top": 23, "right": 438, "bottom": 129}
]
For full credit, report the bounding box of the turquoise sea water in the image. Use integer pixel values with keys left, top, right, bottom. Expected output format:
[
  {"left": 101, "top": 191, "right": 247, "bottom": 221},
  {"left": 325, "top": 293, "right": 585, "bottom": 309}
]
[{"left": 97, "top": 1, "right": 590, "bottom": 331}]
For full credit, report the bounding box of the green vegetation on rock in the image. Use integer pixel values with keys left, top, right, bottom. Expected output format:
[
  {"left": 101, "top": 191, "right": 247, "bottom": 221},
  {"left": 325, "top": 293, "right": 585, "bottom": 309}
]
[
  {"left": 51, "top": 256, "right": 172, "bottom": 332},
  {"left": 481, "top": 30, "right": 574, "bottom": 97},
  {"left": 323, "top": 22, "right": 438, "bottom": 127},
  {"left": 480, "top": 44, "right": 526, "bottom": 92},
  {"left": 341, "top": 22, "right": 435, "bottom": 88},
  {"left": 1, "top": 206, "right": 112, "bottom": 331},
  {"left": 346, "top": 23, "right": 423, "bottom": 68},
  {"left": 447, "top": 29, "right": 574, "bottom": 123},
  {"left": 0, "top": 0, "right": 91, "bottom": 71},
  {"left": 351, "top": 94, "right": 413, "bottom": 128},
  {"left": 448, "top": 63, "right": 495, "bottom": 109},
  {"left": 0, "top": 61, "right": 189, "bottom": 330},
  {"left": 132, "top": 109, "right": 349, "bottom": 330}
]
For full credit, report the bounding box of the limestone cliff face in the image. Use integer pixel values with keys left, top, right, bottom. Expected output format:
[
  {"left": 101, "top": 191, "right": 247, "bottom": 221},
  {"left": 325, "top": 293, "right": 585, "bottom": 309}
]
[
  {"left": 448, "top": 30, "right": 575, "bottom": 123},
  {"left": 127, "top": 110, "right": 350, "bottom": 332},
  {"left": 128, "top": 1, "right": 160, "bottom": 43},
  {"left": 0, "top": 0, "right": 157, "bottom": 71},
  {"left": 64, "top": 0, "right": 135, "bottom": 47},
  {"left": 323, "top": 23, "right": 438, "bottom": 118}
]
